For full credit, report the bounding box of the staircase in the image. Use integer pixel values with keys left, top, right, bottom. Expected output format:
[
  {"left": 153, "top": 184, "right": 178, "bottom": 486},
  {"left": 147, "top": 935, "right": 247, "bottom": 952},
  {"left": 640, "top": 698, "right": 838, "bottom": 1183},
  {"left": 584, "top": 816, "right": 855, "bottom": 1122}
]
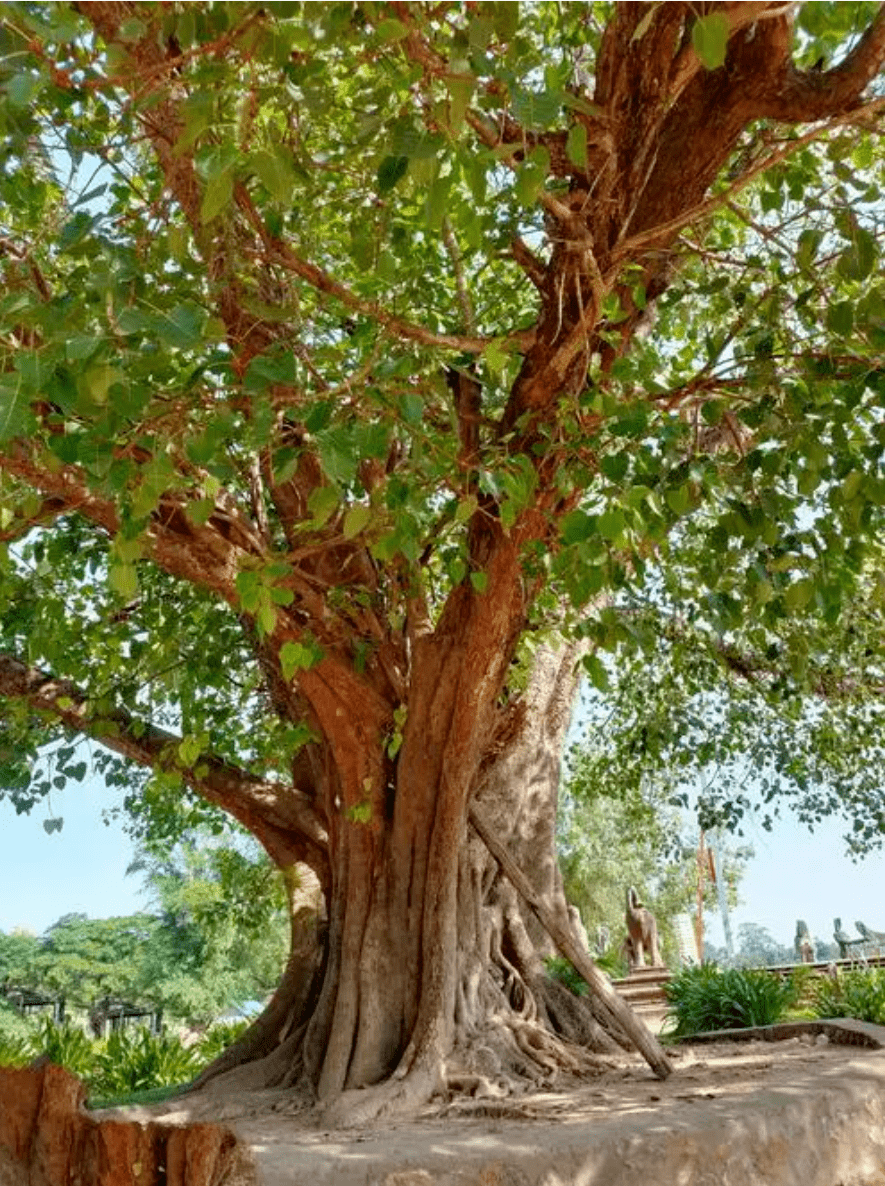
[{"left": 611, "top": 965, "right": 672, "bottom": 1034}]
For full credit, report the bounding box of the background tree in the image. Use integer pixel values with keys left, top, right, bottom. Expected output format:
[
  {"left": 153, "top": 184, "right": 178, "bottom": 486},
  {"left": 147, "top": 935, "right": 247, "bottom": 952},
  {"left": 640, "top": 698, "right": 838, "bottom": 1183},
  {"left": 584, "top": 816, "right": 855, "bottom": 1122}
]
[
  {"left": 566, "top": 540, "right": 885, "bottom": 854},
  {"left": 130, "top": 827, "right": 290, "bottom": 1024},
  {"left": 1, "top": 1, "right": 885, "bottom": 1122},
  {"left": 559, "top": 741, "right": 751, "bottom": 968}
]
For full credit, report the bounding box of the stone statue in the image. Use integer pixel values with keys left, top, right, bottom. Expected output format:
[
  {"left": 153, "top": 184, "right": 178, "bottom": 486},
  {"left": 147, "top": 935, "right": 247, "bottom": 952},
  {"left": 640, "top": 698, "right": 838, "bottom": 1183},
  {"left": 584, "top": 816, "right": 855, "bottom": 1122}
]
[
  {"left": 833, "top": 917, "right": 860, "bottom": 960},
  {"left": 624, "top": 886, "right": 662, "bottom": 969},
  {"left": 855, "top": 920, "right": 885, "bottom": 954},
  {"left": 794, "top": 919, "right": 815, "bottom": 964}
]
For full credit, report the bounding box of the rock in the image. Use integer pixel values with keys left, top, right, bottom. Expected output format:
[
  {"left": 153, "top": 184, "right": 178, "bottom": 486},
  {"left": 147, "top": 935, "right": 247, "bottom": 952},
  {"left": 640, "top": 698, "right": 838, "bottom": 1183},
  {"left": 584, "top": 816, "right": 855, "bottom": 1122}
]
[{"left": 0, "top": 1064, "right": 255, "bottom": 1186}]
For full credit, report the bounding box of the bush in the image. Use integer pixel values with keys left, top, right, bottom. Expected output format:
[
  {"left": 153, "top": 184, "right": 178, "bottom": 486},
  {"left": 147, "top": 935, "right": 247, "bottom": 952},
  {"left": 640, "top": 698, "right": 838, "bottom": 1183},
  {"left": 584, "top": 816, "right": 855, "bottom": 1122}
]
[
  {"left": 0, "top": 1002, "right": 34, "bottom": 1067},
  {"left": 812, "top": 966, "right": 885, "bottom": 1025},
  {"left": 195, "top": 1019, "right": 249, "bottom": 1064},
  {"left": 90, "top": 1028, "right": 201, "bottom": 1098},
  {"left": 543, "top": 956, "right": 588, "bottom": 997},
  {"left": 30, "top": 1017, "right": 95, "bottom": 1078},
  {"left": 664, "top": 964, "right": 796, "bottom": 1038}
]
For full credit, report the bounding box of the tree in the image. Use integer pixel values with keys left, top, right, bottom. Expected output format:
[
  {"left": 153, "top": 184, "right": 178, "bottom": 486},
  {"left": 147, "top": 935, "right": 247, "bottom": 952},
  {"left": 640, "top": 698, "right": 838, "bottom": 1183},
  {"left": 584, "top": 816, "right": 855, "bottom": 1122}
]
[
  {"left": 14, "top": 912, "right": 155, "bottom": 1006},
  {"left": 130, "top": 827, "right": 290, "bottom": 1024},
  {"left": 1, "top": 2, "right": 885, "bottom": 1122},
  {"left": 561, "top": 540, "right": 885, "bottom": 855},
  {"left": 559, "top": 742, "right": 751, "bottom": 967}
]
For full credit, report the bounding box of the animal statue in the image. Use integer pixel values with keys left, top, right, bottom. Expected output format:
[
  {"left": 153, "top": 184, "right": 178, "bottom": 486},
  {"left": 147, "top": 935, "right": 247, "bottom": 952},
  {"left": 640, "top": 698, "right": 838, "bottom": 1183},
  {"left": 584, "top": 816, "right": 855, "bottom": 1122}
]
[
  {"left": 794, "top": 919, "right": 815, "bottom": 964},
  {"left": 624, "top": 886, "right": 662, "bottom": 969},
  {"left": 833, "top": 917, "right": 861, "bottom": 960},
  {"left": 856, "top": 921, "right": 885, "bottom": 954}
]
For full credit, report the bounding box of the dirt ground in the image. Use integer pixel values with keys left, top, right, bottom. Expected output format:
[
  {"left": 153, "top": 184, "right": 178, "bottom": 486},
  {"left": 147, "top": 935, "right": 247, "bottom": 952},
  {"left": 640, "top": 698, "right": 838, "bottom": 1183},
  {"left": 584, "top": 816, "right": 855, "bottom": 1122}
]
[{"left": 102, "top": 1023, "right": 885, "bottom": 1186}]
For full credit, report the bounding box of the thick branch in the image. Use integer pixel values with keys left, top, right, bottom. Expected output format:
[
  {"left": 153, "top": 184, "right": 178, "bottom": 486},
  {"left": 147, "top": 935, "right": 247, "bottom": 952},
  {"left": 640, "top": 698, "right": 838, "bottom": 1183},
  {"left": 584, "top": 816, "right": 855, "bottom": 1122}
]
[
  {"left": 0, "top": 652, "right": 329, "bottom": 881},
  {"left": 759, "top": 4, "right": 885, "bottom": 122},
  {"left": 0, "top": 443, "right": 262, "bottom": 603}
]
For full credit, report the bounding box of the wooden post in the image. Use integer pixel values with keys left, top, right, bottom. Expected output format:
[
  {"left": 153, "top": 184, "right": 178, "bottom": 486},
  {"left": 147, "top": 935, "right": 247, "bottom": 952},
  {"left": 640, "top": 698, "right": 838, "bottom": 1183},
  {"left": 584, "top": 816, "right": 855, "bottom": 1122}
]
[
  {"left": 469, "top": 804, "right": 673, "bottom": 1081},
  {"left": 695, "top": 830, "right": 706, "bottom": 959}
]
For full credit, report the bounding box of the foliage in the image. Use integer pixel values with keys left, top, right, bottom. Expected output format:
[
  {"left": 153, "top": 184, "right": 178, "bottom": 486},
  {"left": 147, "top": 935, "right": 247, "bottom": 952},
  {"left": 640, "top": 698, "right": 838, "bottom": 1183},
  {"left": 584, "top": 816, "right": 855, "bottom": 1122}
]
[
  {"left": 0, "top": 1000, "right": 33, "bottom": 1067},
  {"left": 90, "top": 1027, "right": 201, "bottom": 1098},
  {"left": 565, "top": 552, "right": 885, "bottom": 854},
  {"left": 131, "top": 829, "right": 288, "bottom": 1024},
  {"left": 543, "top": 955, "right": 589, "bottom": 997},
  {"left": 664, "top": 964, "right": 797, "bottom": 1037},
  {"left": 194, "top": 1019, "right": 250, "bottom": 1064},
  {"left": 0, "top": 1, "right": 879, "bottom": 848},
  {"left": 29, "top": 1016, "right": 95, "bottom": 1078},
  {"left": 812, "top": 967, "right": 885, "bottom": 1025},
  {"left": 0, "top": 928, "right": 40, "bottom": 985},
  {"left": 559, "top": 748, "right": 751, "bottom": 965}
]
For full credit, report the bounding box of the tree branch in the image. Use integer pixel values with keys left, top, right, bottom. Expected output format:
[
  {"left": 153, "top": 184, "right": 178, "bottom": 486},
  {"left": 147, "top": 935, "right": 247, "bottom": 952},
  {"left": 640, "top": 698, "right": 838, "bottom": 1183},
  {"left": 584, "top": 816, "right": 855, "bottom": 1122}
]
[
  {"left": 0, "top": 652, "right": 329, "bottom": 880},
  {"left": 236, "top": 187, "right": 532, "bottom": 356},
  {"left": 759, "top": 4, "right": 885, "bottom": 122}
]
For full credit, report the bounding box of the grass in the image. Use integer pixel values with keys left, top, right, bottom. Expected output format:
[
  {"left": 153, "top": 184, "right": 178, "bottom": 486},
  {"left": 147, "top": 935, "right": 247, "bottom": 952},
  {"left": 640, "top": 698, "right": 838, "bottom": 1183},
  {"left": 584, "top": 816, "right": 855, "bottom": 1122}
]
[
  {"left": 87, "top": 1082, "right": 188, "bottom": 1110},
  {"left": 663, "top": 964, "right": 797, "bottom": 1038}
]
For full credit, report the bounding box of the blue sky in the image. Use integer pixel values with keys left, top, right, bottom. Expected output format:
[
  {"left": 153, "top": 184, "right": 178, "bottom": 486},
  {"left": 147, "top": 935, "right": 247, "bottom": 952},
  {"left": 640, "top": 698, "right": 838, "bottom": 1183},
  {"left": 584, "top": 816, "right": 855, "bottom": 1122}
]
[{"left": 3, "top": 773, "right": 885, "bottom": 955}]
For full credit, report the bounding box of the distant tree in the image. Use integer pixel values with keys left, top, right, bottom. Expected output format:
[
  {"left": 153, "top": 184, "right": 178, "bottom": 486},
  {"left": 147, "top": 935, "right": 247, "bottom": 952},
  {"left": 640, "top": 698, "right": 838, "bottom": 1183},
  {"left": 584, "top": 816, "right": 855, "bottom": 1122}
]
[
  {"left": 733, "top": 922, "right": 794, "bottom": 968},
  {"left": 0, "top": 927, "right": 40, "bottom": 986},
  {"left": 26, "top": 912, "right": 156, "bottom": 1005},
  {"left": 131, "top": 828, "right": 290, "bottom": 1024},
  {"left": 560, "top": 742, "right": 750, "bottom": 966}
]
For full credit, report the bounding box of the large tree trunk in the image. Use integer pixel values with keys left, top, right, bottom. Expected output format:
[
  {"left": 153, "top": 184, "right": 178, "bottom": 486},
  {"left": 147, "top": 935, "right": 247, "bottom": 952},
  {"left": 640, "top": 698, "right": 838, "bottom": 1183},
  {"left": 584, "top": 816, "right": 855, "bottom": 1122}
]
[{"left": 195, "top": 631, "right": 667, "bottom": 1126}]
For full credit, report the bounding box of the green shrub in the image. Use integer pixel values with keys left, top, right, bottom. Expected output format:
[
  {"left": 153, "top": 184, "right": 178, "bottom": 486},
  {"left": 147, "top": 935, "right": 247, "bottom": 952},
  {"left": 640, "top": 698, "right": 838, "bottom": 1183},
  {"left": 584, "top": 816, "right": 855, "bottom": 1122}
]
[
  {"left": 543, "top": 955, "right": 588, "bottom": 997},
  {"left": 91, "top": 1028, "right": 201, "bottom": 1098},
  {"left": 195, "top": 1019, "right": 249, "bottom": 1064},
  {"left": 0, "top": 1002, "right": 34, "bottom": 1067},
  {"left": 664, "top": 964, "right": 796, "bottom": 1038},
  {"left": 30, "top": 1017, "right": 95, "bottom": 1078},
  {"left": 812, "top": 966, "right": 885, "bottom": 1025}
]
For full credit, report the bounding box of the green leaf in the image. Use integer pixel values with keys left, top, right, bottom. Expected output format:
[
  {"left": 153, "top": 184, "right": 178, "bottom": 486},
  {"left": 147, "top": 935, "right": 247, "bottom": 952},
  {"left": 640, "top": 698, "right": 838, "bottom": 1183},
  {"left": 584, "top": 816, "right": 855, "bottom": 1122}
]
[
  {"left": 307, "top": 486, "right": 339, "bottom": 528},
  {"left": 257, "top": 602, "right": 277, "bottom": 636},
  {"left": 826, "top": 301, "right": 854, "bottom": 337},
  {"left": 841, "top": 471, "right": 863, "bottom": 502},
  {"left": 374, "top": 17, "right": 407, "bottom": 42},
  {"left": 692, "top": 13, "right": 730, "bottom": 70},
  {"left": 250, "top": 148, "right": 297, "bottom": 204},
  {"left": 201, "top": 170, "right": 234, "bottom": 224},
  {"left": 447, "top": 77, "right": 475, "bottom": 131},
  {"left": 484, "top": 338, "right": 509, "bottom": 376},
  {"left": 784, "top": 578, "right": 814, "bottom": 611},
  {"left": 343, "top": 504, "right": 371, "bottom": 539},
  {"left": 561, "top": 510, "right": 595, "bottom": 545},
  {"left": 454, "top": 495, "right": 478, "bottom": 523},
  {"left": 280, "top": 640, "right": 322, "bottom": 681},
  {"left": 109, "top": 563, "right": 139, "bottom": 600},
  {"left": 597, "top": 508, "right": 626, "bottom": 541},
  {"left": 470, "top": 570, "right": 488, "bottom": 593},
  {"left": 581, "top": 652, "right": 610, "bottom": 692},
  {"left": 566, "top": 123, "right": 588, "bottom": 169},
  {"left": 666, "top": 485, "right": 691, "bottom": 515},
  {"left": 377, "top": 155, "right": 409, "bottom": 194}
]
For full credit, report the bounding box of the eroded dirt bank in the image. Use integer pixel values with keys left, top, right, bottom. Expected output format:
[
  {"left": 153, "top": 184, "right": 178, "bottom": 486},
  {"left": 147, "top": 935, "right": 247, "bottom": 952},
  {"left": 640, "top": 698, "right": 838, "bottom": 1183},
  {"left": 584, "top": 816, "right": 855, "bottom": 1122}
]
[{"left": 0, "top": 1063, "right": 254, "bottom": 1186}]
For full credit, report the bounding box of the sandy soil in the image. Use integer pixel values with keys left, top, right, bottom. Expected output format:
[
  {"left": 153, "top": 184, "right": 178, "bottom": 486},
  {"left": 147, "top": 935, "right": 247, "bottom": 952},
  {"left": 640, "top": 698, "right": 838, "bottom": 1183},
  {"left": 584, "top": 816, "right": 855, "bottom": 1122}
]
[{"left": 101, "top": 1024, "right": 885, "bottom": 1186}]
